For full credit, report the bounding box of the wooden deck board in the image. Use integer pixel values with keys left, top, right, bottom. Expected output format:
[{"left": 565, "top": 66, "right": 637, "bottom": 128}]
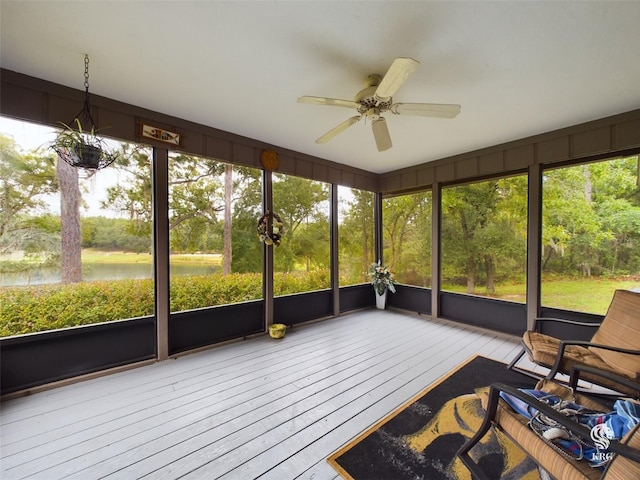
[{"left": 1, "top": 309, "right": 528, "bottom": 480}]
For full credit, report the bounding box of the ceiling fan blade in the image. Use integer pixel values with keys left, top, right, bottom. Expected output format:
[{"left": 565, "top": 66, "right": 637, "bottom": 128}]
[
  {"left": 374, "top": 57, "right": 420, "bottom": 101},
  {"left": 371, "top": 117, "right": 392, "bottom": 152},
  {"left": 298, "top": 96, "right": 359, "bottom": 109},
  {"left": 390, "top": 102, "right": 461, "bottom": 118},
  {"left": 316, "top": 115, "right": 361, "bottom": 144}
]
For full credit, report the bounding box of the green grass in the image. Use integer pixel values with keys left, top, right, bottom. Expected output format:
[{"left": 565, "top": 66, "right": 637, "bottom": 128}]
[
  {"left": 540, "top": 277, "right": 638, "bottom": 315},
  {"left": 81, "top": 249, "right": 223, "bottom": 266},
  {"left": 82, "top": 249, "right": 152, "bottom": 264},
  {"left": 442, "top": 276, "right": 639, "bottom": 315},
  {"left": 169, "top": 253, "right": 223, "bottom": 265}
]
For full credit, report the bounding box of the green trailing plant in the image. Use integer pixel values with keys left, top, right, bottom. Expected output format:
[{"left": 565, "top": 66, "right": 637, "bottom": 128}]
[{"left": 51, "top": 118, "right": 116, "bottom": 169}]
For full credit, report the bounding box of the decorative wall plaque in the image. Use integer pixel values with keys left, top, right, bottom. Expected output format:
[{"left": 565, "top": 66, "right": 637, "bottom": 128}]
[{"left": 140, "top": 124, "right": 180, "bottom": 145}]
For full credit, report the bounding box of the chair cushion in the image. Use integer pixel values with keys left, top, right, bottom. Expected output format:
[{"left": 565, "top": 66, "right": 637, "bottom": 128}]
[
  {"left": 523, "top": 331, "right": 638, "bottom": 397},
  {"left": 523, "top": 331, "right": 609, "bottom": 370},
  {"left": 604, "top": 422, "right": 640, "bottom": 479},
  {"left": 590, "top": 290, "right": 640, "bottom": 381}
]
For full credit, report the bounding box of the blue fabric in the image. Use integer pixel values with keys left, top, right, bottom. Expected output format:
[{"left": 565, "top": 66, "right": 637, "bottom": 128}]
[{"left": 499, "top": 389, "right": 640, "bottom": 469}]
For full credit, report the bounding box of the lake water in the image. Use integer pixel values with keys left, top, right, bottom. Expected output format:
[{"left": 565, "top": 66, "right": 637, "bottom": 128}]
[{"left": 1, "top": 263, "right": 221, "bottom": 287}]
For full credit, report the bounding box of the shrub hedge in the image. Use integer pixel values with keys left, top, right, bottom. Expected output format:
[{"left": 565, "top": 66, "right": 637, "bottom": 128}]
[{"left": 0, "top": 271, "right": 330, "bottom": 337}]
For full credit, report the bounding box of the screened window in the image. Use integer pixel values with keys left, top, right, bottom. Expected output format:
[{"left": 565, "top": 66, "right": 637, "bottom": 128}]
[
  {"left": 441, "top": 175, "right": 528, "bottom": 301},
  {"left": 168, "top": 152, "right": 262, "bottom": 312},
  {"left": 541, "top": 156, "right": 640, "bottom": 314},
  {"left": 0, "top": 116, "right": 153, "bottom": 337},
  {"left": 382, "top": 190, "right": 432, "bottom": 288},
  {"left": 338, "top": 186, "right": 374, "bottom": 286},
  {"left": 272, "top": 174, "right": 330, "bottom": 295}
]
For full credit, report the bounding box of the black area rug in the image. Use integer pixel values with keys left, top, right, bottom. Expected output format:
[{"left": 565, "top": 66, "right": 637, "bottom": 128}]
[{"left": 328, "top": 355, "right": 541, "bottom": 480}]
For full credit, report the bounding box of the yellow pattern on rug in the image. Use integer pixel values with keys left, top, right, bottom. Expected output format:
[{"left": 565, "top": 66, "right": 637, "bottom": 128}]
[{"left": 404, "top": 387, "right": 539, "bottom": 480}]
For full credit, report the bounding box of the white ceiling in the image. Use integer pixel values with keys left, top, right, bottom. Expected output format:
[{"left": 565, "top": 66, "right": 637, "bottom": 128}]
[{"left": 2, "top": 1, "right": 640, "bottom": 174}]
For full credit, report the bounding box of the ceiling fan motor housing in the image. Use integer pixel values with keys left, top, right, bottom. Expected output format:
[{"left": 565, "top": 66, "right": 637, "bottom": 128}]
[{"left": 355, "top": 85, "right": 392, "bottom": 114}]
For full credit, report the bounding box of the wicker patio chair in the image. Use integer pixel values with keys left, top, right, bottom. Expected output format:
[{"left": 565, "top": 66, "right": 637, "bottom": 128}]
[
  {"left": 508, "top": 289, "right": 640, "bottom": 398},
  {"left": 457, "top": 378, "right": 640, "bottom": 480}
]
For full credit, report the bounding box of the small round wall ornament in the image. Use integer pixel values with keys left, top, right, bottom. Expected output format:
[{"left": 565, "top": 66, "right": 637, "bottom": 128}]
[
  {"left": 257, "top": 210, "right": 285, "bottom": 246},
  {"left": 260, "top": 149, "right": 279, "bottom": 170}
]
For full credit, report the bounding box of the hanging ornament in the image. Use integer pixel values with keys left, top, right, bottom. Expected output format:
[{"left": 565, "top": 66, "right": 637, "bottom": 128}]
[{"left": 257, "top": 211, "right": 285, "bottom": 246}]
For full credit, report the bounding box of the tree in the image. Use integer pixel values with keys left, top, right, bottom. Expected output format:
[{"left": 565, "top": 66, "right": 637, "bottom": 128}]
[
  {"left": 223, "top": 163, "right": 233, "bottom": 274},
  {"left": 441, "top": 176, "right": 527, "bottom": 294},
  {"left": 541, "top": 166, "right": 594, "bottom": 272},
  {"left": 0, "top": 135, "right": 59, "bottom": 270},
  {"left": 0, "top": 135, "right": 57, "bottom": 237},
  {"left": 339, "top": 189, "right": 374, "bottom": 284},
  {"left": 590, "top": 156, "right": 640, "bottom": 275},
  {"left": 102, "top": 144, "right": 154, "bottom": 237},
  {"left": 230, "top": 167, "right": 263, "bottom": 273},
  {"left": 382, "top": 192, "right": 432, "bottom": 286},
  {"left": 82, "top": 216, "right": 152, "bottom": 252},
  {"left": 57, "top": 158, "right": 82, "bottom": 283},
  {"left": 103, "top": 150, "right": 264, "bottom": 274},
  {"left": 273, "top": 175, "right": 329, "bottom": 274},
  {"left": 442, "top": 183, "right": 496, "bottom": 293}
]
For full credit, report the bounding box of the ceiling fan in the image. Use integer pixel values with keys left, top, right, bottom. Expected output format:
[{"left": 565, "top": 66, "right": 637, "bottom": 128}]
[{"left": 298, "top": 57, "right": 461, "bottom": 152}]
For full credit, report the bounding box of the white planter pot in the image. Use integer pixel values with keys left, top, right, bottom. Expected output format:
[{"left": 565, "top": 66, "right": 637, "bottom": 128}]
[{"left": 375, "top": 290, "right": 387, "bottom": 310}]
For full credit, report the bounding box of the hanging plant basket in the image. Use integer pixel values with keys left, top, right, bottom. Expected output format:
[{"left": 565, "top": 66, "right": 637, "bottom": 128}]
[
  {"left": 51, "top": 120, "right": 117, "bottom": 169},
  {"left": 50, "top": 55, "right": 117, "bottom": 170},
  {"left": 257, "top": 211, "right": 285, "bottom": 246},
  {"left": 72, "top": 144, "right": 102, "bottom": 168}
]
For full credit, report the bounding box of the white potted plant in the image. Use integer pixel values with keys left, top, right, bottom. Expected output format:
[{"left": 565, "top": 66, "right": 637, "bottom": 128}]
[{"left": 369, "top": 260, "right": 396, "bottom": 309}]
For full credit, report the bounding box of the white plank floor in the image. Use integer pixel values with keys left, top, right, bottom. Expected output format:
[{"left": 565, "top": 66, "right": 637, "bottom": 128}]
[{"left": 1, "top": 309, "right": 533, "bottom": 480}]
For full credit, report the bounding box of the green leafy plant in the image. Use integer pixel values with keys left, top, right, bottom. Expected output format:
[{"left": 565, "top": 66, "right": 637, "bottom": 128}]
[
  {"left": 51, "top": 118, "right": 115, "bottom": 169},
  {"left": 369, "top": 260, "right": 397, "bottom": 295}
]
